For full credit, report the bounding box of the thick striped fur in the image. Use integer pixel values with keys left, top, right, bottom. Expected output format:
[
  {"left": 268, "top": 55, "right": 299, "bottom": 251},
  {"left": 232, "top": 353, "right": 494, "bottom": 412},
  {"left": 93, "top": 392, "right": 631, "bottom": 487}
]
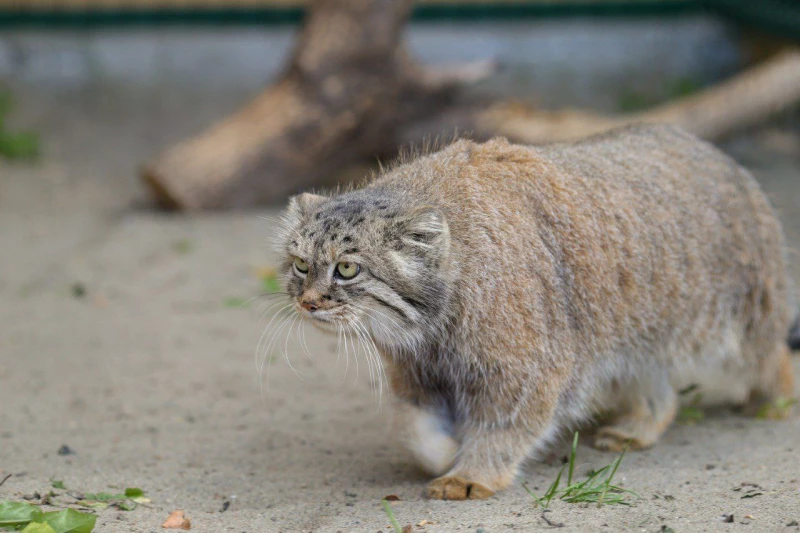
[{"left": 277, "top": 124, "right": 795, "bottom": 500}]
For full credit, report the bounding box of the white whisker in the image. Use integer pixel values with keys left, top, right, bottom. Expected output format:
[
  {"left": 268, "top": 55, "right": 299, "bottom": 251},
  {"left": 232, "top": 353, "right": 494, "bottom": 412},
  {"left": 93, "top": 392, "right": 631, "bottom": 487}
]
[
  {"left": 255, "top": 302, "right": 295, "bottom": 374},
  {"left": 258, "top": 312, "right": 294, "bottom": 400},
  {"left": 335, "top": 323, "right": 343, "bottom": 369},
  {"left": 281, "top": 315, "right": 305, "bottom": 381},
  {"left": 255, "top": 294, "right": 291, "bottom": 318},
  {"left": 340, "top": 324, "right": 351, "bottom": 387},
  {"left": 298, "top": 320, "right": 315, "bottom": 361},
  {"left": 352, "top": 317, "right": 388, "bottom": 409},
  {"left": 349, "top": 317, "right": 376, "bottom": 399},
  {"left": 260, "top": 309, "right": 297, "bottom": 376}
]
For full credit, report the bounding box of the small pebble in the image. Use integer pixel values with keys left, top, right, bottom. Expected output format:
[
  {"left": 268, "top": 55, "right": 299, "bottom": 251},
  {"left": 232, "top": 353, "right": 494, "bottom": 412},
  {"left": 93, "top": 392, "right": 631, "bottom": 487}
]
[{"left": 57, "top": 445, "right": 75, "bottom": 456}]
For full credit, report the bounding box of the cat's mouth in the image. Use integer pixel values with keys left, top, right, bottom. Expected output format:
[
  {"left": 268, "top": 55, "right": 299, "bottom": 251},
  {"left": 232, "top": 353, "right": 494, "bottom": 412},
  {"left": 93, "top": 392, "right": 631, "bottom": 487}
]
[{"left": 294, "top": 302, "right": 354, "bottom": 332}]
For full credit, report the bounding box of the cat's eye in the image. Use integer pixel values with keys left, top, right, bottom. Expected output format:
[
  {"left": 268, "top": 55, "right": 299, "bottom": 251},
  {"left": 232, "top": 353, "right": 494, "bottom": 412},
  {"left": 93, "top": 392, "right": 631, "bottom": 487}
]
[
  {"left": 294, "top": 257, "right": 309, "bottom": 274},
  {"left": 335, "top": 262, "right": 360, "bottom": 280}
]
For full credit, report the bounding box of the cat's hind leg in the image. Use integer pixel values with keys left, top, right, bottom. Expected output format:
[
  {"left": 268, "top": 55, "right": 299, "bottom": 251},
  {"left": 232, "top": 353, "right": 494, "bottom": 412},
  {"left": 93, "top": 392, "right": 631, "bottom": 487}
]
[
  {"left": 744, "top": 343, "right": 795, "bottom": 419},
  {"left": 593, "top": 373, "right": 677, "bottom": 452}
]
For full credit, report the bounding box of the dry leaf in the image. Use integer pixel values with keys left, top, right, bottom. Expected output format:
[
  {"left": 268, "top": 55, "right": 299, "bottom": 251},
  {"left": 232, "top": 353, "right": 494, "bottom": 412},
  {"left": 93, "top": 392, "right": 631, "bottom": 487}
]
[
  {"left": 383, "top": 495, "right": 400, "bottom": 501},
  {"left": 745, "top": 514, "right": 755, "bottom": 520},
  {"left": 162, "top": 510, "right": 191, "bottom": 530},
  {"left": 401, "top": 526, "right": 413, "bottom": 533},
  {"left": 417, "top": 519, "right": 428, "bottom": 527}
]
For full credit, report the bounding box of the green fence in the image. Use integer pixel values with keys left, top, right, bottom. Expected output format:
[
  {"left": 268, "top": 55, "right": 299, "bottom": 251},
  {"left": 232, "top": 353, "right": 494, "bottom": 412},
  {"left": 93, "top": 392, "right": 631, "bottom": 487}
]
[{"left": 0, "top": 0, "right": 798, "bottom": 42}]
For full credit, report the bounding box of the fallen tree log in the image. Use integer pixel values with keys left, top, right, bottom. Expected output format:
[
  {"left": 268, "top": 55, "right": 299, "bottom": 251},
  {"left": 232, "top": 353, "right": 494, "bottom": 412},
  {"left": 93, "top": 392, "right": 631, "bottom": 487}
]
[
  {"left": 479, "top": 48, "right": 800, "bottom": 144},
  {"left": 143, "top": 0, "right": 800, "bottom": 210}
]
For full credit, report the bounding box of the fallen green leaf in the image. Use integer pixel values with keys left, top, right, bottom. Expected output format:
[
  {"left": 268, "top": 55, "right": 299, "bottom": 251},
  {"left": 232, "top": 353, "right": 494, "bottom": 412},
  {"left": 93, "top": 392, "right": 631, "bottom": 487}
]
[
  {"left": 0, "top": 501, "right": 44, "bottom": 527},
  {"left": 41, "top": 509, "right": 96, "bottom": 533},
  {"left": 51, "top": 481, "right": 65, "bottom": 490},
  {"left": 123, "top": 488, "right": 143, "bottom": 499},
  {"left": 75, "top": 502, "right": 107, "bottom": 511},
  {"left": 21, "top": 522, "right": 56, "bottom": 533},
  {"left": 115, "top": 501, "right": 136, "bottom": 512},
  {"left": 80, "top": 492, "right": 124, "bottom": 503}
]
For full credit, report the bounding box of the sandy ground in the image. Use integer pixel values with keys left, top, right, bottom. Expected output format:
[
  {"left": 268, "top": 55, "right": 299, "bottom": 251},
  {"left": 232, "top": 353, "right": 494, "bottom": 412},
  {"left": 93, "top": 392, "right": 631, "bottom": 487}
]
[{"left": 1, "top": 88, "right": 800, "bottom": 532}]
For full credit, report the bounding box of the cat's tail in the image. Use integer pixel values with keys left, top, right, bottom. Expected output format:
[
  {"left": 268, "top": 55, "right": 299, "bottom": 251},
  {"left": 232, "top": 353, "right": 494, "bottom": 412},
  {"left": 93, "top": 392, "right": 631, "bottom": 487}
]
[{"left": 789, "top": 313, "right": 800, "bottom": 352}]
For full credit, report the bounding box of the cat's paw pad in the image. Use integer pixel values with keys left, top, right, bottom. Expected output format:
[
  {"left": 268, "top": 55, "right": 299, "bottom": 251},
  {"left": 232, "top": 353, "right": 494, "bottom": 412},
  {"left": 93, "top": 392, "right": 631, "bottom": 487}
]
[{"left": 427, "top": 476, "right": 494, "bottom": 500}]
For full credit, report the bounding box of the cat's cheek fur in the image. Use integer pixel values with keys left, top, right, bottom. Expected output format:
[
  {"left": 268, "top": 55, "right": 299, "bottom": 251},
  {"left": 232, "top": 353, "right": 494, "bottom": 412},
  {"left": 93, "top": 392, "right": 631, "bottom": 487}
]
[
  {"left": 366, "top": 313, "right": 424, "bottom": 354},
  {"left": 387, "top": 251, "right": 424, "bottom": 280}
]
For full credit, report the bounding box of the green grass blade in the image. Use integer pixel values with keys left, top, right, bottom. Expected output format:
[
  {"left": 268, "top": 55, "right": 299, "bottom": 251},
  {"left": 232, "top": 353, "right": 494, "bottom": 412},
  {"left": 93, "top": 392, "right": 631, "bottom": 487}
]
[
  {"left": 543, "top": 465, "right": 565, "bottom": 507},
  {"left": 567, "top": 431, "right": 578, "bottom": 485},
  {"left": 598, "top": 441, "right": 629, "bottom": 507},
  {"left": 521, "top": 483, "right": 544, "bottom": 508},
  {"left": 381, "top": 500, "right": 402, "bottom": 533},
  {"left": 522, "top": 431, "right": 636, "bottom": 509}
]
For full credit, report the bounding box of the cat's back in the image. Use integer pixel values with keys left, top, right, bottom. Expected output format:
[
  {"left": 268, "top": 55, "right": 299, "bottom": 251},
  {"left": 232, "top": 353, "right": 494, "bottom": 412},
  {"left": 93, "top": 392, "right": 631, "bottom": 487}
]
[
  {"left": 376, "top": 124, "right": 786, "bottom": 291},
  {"left": 412, "top": 124, "right": 781, "bottom": 252},
  {"left": 383, "top": 124, "right": 790, "bottom": 354},
  {"left": 438, "top": 123, "right": 758, "bottom": 210}
]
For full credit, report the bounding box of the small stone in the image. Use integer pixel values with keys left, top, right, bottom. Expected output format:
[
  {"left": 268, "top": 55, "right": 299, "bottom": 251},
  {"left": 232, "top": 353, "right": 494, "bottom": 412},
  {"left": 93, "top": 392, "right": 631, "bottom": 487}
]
[
  {"left": 71, "top": 283, "right": 87, "bottom": 299},
  {"left": 57, "top": 445, "right": 75, "bottom": 456}
]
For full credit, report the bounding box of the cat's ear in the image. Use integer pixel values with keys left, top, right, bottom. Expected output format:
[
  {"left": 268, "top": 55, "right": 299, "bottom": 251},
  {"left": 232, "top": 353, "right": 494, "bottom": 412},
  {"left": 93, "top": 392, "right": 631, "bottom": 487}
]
[
  {"left": 396, "top": 206, "right": 450, "bottom": 252},
  {"left": 286, "top": 192, "right": 326, "bottom": 221}
]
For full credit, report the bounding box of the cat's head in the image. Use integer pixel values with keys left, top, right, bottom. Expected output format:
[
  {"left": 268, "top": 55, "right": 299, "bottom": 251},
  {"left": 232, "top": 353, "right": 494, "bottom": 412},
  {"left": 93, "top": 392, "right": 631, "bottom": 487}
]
[{"left": 277, "top": 189, "right": 452, "bottom": 350}]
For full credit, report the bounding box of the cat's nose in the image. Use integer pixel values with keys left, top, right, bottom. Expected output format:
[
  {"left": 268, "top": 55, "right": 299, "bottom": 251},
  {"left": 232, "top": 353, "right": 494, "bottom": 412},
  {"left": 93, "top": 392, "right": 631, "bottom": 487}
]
[{"left": 300, "top": 300, "right": 319, "bottom": 312}]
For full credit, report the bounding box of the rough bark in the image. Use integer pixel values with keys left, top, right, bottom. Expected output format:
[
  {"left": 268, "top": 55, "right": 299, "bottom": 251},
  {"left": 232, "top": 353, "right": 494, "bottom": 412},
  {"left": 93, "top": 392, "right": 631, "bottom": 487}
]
[
  {"left": 143, "top": 0, "right": 800, "bottom": 210},
  {"left": 143, "top": 0, "right": 481, "bottom": 209},
  {"left": 481, "top": 48, "right": 800, "bottom": 144}
]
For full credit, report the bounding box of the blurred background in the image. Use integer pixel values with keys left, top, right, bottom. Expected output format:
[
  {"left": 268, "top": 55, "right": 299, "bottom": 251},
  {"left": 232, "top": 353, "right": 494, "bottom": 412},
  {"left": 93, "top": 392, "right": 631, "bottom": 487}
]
[
  {"left": 1, "top": 1, "right": 799, "bottom": 532},
  {"left": 2, "top": 0, "right": 800, "bottom": 211}
]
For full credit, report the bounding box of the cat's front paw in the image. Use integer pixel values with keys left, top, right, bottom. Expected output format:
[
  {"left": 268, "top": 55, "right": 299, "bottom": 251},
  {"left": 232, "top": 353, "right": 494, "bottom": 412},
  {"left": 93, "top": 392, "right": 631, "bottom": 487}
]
[{"left": 427, "top": 476, "right": 494, "bottom": 500}]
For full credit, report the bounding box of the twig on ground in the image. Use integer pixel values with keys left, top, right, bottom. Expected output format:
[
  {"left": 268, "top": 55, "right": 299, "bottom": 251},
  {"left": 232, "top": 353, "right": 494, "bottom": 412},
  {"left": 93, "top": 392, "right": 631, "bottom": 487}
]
[{"left": 541, "top": 510, "right": 565, "bottom": 528}]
